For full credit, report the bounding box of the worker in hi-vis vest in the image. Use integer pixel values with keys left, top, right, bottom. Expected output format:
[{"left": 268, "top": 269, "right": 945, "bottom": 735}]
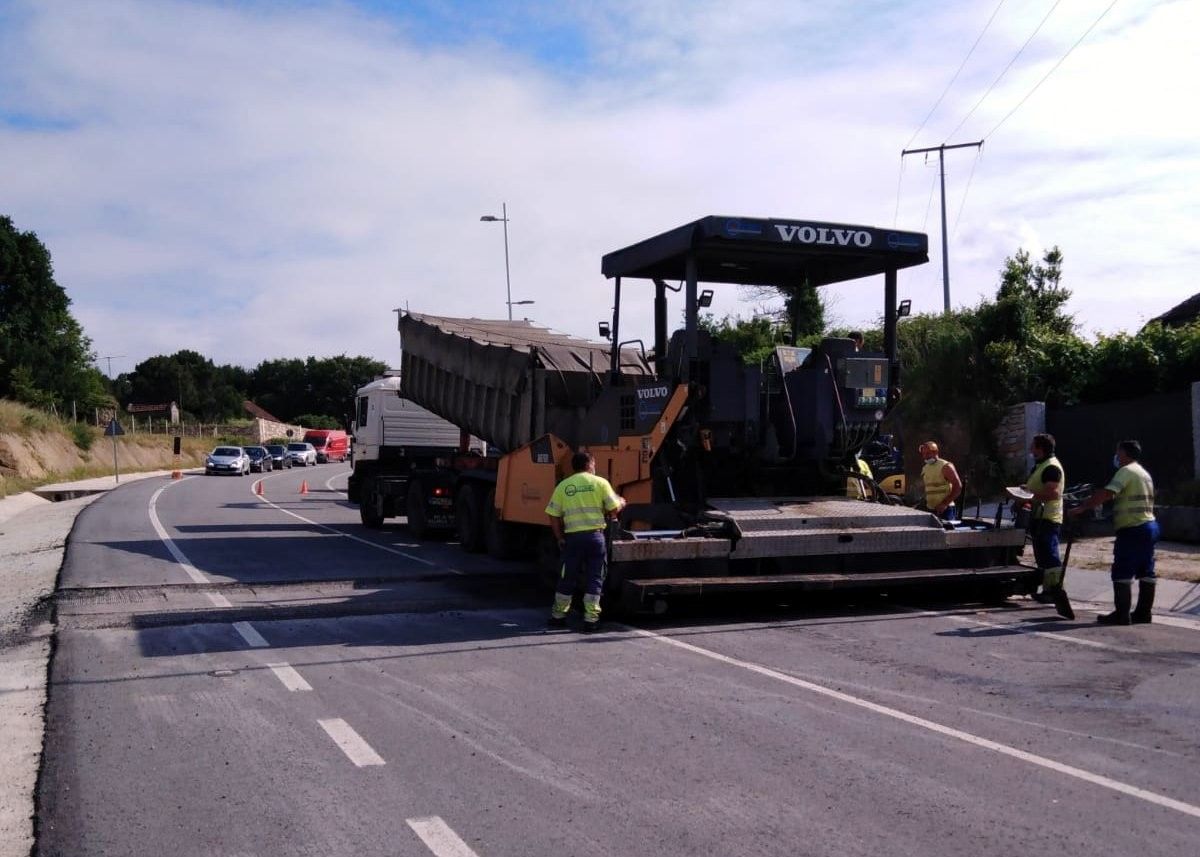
[
  {"left": 545, "top": 451, "right": 626, "bottom": 632},
  {"left": 919, "top": 441, "right": 962, "bottom": 521},
  {"left": 1070, "top": 439, "right": 1159, "bottom": 626},
  {"left": 1020, "top": 433, "right": 1075, "bottom": 620}
]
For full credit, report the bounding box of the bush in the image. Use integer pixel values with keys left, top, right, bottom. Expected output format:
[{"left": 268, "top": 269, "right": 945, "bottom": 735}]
[{"left": 67, "top": 421, "right": 95, "bottom": 451}]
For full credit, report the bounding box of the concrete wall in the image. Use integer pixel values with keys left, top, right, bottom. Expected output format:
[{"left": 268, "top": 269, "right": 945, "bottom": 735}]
[{"left": 992, "top": 402, "right": 1045, "bottom": 483}]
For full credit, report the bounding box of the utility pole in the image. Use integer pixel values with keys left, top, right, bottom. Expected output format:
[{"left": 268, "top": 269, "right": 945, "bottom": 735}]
[
  {"left": 900, "top": 140, "right": 982, "bottom": 312},
  {"left": 99, "top": 354, "right": 125, "bottom": 378}
]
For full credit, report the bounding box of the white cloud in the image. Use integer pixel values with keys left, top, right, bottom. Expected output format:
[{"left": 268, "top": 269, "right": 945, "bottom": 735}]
[{"left": 0, "top": 0, "right": 1194, "bottom": 377}]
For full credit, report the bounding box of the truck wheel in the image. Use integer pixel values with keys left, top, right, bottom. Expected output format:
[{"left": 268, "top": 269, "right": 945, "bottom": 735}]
[
  {"left": 455, "top": 485, "right": 486, "bottom": 553},
  {"left": 484, "top": 488, "right": 520, "bottom": 560},
  {"left": 406, "top": 480, "right": 430, "bottom": 540},
  {"left": 360, "top": 480, "right": 385, "bottom": 529}
]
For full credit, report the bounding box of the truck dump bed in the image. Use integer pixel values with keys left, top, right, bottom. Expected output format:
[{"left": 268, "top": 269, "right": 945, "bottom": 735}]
[{"left": 398, "top": 312, "right": 652, "bottom": 451}]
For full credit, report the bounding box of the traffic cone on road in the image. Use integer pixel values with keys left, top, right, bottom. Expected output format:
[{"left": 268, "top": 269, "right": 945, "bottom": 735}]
[
  {"left": 255, "top": 480, "right": 264, "bottom": 496},
  {"left": 299, "top": 480, "right": 309, "bottom": 495}
]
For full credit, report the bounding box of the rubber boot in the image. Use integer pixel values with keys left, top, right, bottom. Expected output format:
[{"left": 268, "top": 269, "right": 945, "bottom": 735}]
[
  {"left": 1131, "top": 580, "right": 1156, "bottom": 624},
  {"left": 1096, "top": 582, "right": 1132, "bottom": 626}
]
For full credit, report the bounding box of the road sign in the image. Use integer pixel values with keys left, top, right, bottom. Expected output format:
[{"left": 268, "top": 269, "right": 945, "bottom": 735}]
[{"left": 104, "top": 419, "right": 125, "bottom": 437}]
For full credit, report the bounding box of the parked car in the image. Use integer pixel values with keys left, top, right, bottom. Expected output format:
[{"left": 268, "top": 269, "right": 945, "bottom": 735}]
[
  {"left": 303, "top": 429, "right": 351, "bottom": 463},
  {"left": 286, "top": 442, "right": 318, "bottom": 467},
  {"left": 245, "top": 446, "right": 273, "bottom": 473},
  {"left": 206, "top": 446, "right": 250, "bottom": 476},
  {"left": 265, "top": 444, "right": 292, "bottom": 470}
]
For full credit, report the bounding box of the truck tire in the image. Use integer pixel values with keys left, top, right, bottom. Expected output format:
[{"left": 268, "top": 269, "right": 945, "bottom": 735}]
[
  {"left": 406, "top": 479, "right": 430, "bottom": 540},
  {"left": 360, "top": 479, "right": 385, "bottom": 529},
  {"left": 484, "top": 488, "right": 520, "bottom": 560},
  {"left": 455, "top": 485, "right": 486, "bottom": 553}
]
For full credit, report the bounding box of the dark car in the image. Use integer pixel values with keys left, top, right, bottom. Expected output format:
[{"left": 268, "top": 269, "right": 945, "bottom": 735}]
[
  {"left": 245, "top": 446, "right": 273, "bottom": 473},
  {"left": 265, "top": 444, "right": 292, "bottom": 470}
]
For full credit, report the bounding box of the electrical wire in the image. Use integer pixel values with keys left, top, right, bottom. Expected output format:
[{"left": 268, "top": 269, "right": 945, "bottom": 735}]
[
  {"left": 952, "top": 145, "right": 985, "bottom": 237},
  {"left": 904, "top": 0, "right": 1009, "bottom": 151},
  {"left": 921, "top": 159, "right": 939, "bottom": 231},
  {"left": 944, "top": 0, "right": 1062, "bottom": 142},
  {"left": 985, "top": 0, "right": 1120, "bottom": 140}
]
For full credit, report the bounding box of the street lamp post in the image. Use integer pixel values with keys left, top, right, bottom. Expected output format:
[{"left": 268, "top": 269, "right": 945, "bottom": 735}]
[{"left": 480, "top": 203, "right": 514, "bottom": 320}]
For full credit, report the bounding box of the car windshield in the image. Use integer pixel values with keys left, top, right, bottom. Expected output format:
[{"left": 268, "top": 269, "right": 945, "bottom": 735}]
[
  {"left": 287, "top": 443, "right": 308, "bottom": 451},
  {"left": 246, "top": 447, "right": 266, "bottom": 458},
  {"left": 266, "top": 445, "right": 284, "bottom": 454},
  {"left": 213, "top": 447, "right": 242, "bottom": 457}
]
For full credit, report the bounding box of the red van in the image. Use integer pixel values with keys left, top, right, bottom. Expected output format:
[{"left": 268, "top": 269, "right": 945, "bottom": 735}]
[{"left": 302, "top": 429, "right": 350, "bottom": 463}]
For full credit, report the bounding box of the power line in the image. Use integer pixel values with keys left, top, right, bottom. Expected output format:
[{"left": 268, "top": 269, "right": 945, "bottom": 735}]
[
  {"left": 903, "top": 0, "right": 1009, "bottom": 151},
  {"left": 985, "top": 0, "right": 1120, "bottom": 140},
  {"left": 952, "top": 145, "right": 985, "bottom": 238},
  {"left": 944, "top": 0, "right": 1063, "bottom": 141}
]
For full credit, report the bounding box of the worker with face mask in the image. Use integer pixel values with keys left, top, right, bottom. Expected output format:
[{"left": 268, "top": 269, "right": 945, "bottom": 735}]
[
  {"left": 1069, "top": 440, "right": 1158, "bottom": 625},
  {"left": 1020, "top": 432, "right": 1074, "bottom": 619},
  {"left": 919, "top": 441, "right": 962, "bottom": 521}
]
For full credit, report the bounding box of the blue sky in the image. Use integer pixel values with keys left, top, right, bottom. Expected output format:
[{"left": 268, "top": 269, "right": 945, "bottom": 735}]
[{"left": 0, "top": 0, "right": 1196, "bottom": 373}]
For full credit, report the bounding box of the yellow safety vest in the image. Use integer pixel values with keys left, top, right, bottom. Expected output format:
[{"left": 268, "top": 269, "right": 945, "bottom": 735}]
[
  {"left": 1106, "top": 462, "right": 1155, "bottom": 530},
  {"left": 545, "top": 472, "right": 621, "bottom": 534},
  {"left": 1027, "top": 455, "right": 1064, "bottom": 524},
  {"left": 922, "top": 457, "right": 953, "bottom": 508}
]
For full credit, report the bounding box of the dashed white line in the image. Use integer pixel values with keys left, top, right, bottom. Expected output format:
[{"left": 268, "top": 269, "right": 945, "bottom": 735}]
[
  {"left": 407, "top": 816, "right": 481, "bottom": 857},
  {"left": 629, "top": 625, "right": 1200, "bottom": 820},
  {"left": 233, "top": 621, "right": 269, "bottom": 648},
  {"left": 267, "top": 662, "right": 312, "bottom": 691},
  {"left": 318, "top": 718, "right": 385, "bottom": 767},
  {"left": 324, "top": 469, "right": 351, "bottom": 495}
]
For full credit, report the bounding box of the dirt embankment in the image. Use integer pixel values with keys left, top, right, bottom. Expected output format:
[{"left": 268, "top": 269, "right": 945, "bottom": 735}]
[{"left": 0, "top": 430, "right": 206, "bottom": 484}]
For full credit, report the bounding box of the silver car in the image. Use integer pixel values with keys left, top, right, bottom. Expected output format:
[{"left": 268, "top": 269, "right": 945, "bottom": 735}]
[
  {"left": 285, "top": 442, "right": 317, "bottom": 467},
  {"left": 206, "top": 446, "right": 250, "bottom": 476}
]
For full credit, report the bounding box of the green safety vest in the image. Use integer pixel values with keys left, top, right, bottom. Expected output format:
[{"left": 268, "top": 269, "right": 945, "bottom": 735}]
[
  {"left": 922, "top": 457, "right": 953, "bottom": 508},
  {"left": 1106, "top": 462, "right": 1156, "bottom": 530},
  {"left": 1028, "top": 455, "right": 1064, "bottom": 524},
  {"left": 545, "top": 471, "right": 621, "bottom": 534}
]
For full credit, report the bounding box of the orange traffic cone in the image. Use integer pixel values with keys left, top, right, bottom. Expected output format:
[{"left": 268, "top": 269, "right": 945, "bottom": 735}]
[
  {"left": 255, "top": 480, "right": 264, "bottom": 496},
  {"left": 299, "top": 480, "right": 309, "bottom": 495}
]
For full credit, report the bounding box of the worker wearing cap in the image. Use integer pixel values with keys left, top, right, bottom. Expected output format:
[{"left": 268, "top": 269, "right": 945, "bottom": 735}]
[
  {"left": 919, "top": 441, "right": 962, "bottom": 521},
  {"left": 1069, "top": 440, "right": 1158, "bottom": 625},
  {"left": 545, "top": 451, "right": 626, "bottom": 632},
  {"left": 1021, "top": 432, "right": 1074, "bottom": 619}
]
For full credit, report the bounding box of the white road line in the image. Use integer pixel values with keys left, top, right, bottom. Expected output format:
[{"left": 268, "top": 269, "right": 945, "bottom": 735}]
[
  {"left": 323, "top": 469, "right": 351, "bottom": 495},
  {"left": 904, "top": 607, "right": 1135, "bottom": 652},
  {"left": 629, "top": 625, "right": 1200, "bottom": 820},
  {"left": 149, "top": 481, "right": 235, "bottom": 607},
  {"left": 266, "top": 662, "right": 312, "bottom": 692},
  {"left": 318, "top": 718, "right": 385, "bottom": 767},
  {"left": 149, "top": 481, "right": 211, "bottom": 584},
  {"left": 249, "top": 479, "right": 440, "bottom": 568},
  {"left": 407, "top": 816, "right": 481, "bottom": 857},
  {"left": 233, "top": 621, "right": 269, "bottom": 648}
]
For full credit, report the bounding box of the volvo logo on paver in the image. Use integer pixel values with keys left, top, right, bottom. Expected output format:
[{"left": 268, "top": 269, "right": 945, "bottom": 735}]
[
  {"left": 637, "top": 386, "right": 671, "bottom": 400},
  {"left": 774, "top": 225, "right": 872, "bottom": 247}
]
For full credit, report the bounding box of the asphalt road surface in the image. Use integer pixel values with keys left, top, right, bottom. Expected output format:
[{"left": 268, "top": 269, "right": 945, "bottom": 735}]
[{"left": 38, "top": 469, "right": 1200, "bottom": 856}]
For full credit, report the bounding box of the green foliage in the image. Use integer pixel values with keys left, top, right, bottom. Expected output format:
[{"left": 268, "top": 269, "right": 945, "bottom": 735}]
[
  {"left": 698, "top": 314, "right": 789, "bottom": 365},
  {"left": 0, "top": 216, "right": 107, "bottom": 414},
  {"left": 787, "top": 281, "right": 825, "bottom": 339},
  {"left": 294, "top": 414, "right": 341, "bottom": 429},
  {"left": 68, "top": 421, "right": 95, "bottom": 451}
]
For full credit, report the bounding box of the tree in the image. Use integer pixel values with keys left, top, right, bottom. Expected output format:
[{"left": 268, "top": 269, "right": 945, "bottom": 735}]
[{"left": 0, "top": 215, "right": 108, "bottom": 413}]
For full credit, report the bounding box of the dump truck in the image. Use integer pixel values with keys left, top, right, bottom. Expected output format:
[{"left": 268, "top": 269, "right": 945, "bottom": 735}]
[{"left": 351, "top": 215, "right": 1034, "bottom": 610}]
